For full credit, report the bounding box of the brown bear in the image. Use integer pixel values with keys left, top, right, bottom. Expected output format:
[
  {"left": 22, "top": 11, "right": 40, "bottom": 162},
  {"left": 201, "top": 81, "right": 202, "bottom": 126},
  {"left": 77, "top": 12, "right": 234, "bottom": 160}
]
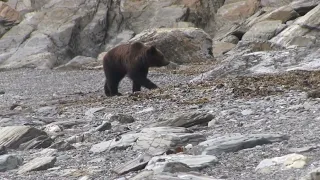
[{"left": 102, "top": 41, "right": 170, "bottom": 96}]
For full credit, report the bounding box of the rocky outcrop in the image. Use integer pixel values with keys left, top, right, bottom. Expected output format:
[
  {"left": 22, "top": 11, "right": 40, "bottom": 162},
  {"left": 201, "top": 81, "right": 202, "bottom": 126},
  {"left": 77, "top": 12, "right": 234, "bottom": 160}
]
[
  {"left": 191, "top": 46, "right": 320, "bottom": 82},
  {"left": 0, "top": 0, "right": 225, "bottom": 70},
  {"left": 270, "top": 4, "right": 320, "bottom": 48},
  {"left": 0, "top": 0, "right": 122, "bottom": 69},
  {"left": 121, "top": 0, "right": 225, "bottom": 35}
]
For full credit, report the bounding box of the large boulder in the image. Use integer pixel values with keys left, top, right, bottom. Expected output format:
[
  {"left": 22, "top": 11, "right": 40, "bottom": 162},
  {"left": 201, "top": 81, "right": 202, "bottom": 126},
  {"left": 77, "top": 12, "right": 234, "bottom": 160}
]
[
  {"left": 270, "top": 4, "right": 320, "bottom": 48},
  {"left": 216, "top": 0, "right": 260, "bottom": 22},
  {"left": 0, "top": 2, "right": 21, "bottom": 24},
  {"left": 214, "top": 0, "right": 260, "bottom": 40},
  {"left": 0, "top": 2, "right": 21, "bottom": 36},
  {"left": 212, "top": 41, "right": 237, "bottom": 57},
  {"left": 253, "top": 6, "right": 299, "bottom": 24},
  {"left": 220, "top": 5, "right": 299, "bottom": 41},
  {"left": 129, "top": 28, "right": 214, "bottom": 64},
  {"left": 242, "top": 20, "right": 286, "bottom": 41}
]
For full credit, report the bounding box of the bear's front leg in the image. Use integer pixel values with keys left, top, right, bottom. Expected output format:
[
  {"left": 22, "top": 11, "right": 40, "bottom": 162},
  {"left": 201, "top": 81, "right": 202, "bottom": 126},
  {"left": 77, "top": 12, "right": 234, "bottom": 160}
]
[
  {"left": 132, "top": 81, "right": 142, "bottom": 92},
  {"left": 129, "top": 72, "right": 158, "bottom": 90},
  {"left": 141, "top": 78, "right": 158, "bottom": 89}
]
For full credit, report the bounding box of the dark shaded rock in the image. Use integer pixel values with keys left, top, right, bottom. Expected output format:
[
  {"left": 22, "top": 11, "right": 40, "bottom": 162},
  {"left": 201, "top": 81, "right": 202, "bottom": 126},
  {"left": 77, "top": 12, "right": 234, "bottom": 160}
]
[
  {"left": 49, "top": 140, "right": 75, "bottom": 151},
  {"left": 0, "top": 146, "right": 7, "bottom": 155},
  {"left": 307, "top": 89, "right": 320, "bottom": 98},
  {"left": 19, "top": 135, "right": 53, "bottom": 150},
  {"left": 145, "top": 154, "right": 218, "bottom": 173},
  {"left": 162, "top": 162, "right": 193, "bottom": 173},
  {"left": 156, "top": 112, "right": 214, "bottom": 128},
  {"left": 95, "top": 121, "right": 112, "bottom": 132},
  {"left": 290, "top": 0, "right": 320, "bottom": 15},
  {"left": 0, "top": 154, "right": 23, "bottom": 172}
]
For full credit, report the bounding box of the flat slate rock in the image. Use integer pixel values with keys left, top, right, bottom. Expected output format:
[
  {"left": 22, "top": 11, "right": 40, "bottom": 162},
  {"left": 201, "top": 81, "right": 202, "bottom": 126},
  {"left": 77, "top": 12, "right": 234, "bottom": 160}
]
[
  {"left": 145, "top": 154, "right": 218, "bottom": 172},
  {"left": 133, "top": 132, "right": 206, "bottom": 155},
  {"left": 131, "top": 171, "right": 221, "bottom": 180},
  {"left": 154, "top": 172, "right": 223, "bottom": 180},
  {"left": 198, "top": 133, "right": 289, "bottom": 155},
  {"left": 0, "top": 126, "right": 48, "bottom": 149},
  {"left": 112, "top": 153, "right": 153, "bottom": 175},
  {"left": 155, "top": 112, "right": 214, "bottom": 128},
  {"left": 140, "top": 127, "right": 191, "bottom": 134},
  {"left": 90, "top": 133, "right": 140, "bottom": 153},
  {"left": 18, "top": 156, "right": 56, "bottom": 174}
]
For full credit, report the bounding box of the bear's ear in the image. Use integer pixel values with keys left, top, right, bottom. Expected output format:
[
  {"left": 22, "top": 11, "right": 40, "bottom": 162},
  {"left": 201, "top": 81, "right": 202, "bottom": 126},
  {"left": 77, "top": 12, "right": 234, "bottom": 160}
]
[{"left": 147, "top": 46, "right": 157, "bottom": 54}]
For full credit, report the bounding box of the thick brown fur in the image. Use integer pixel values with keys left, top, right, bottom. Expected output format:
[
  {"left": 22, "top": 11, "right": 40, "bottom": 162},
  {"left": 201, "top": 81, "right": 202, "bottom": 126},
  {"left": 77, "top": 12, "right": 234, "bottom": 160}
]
[{"left": 102, "top": 41, "right": 170, "bottom": 96}]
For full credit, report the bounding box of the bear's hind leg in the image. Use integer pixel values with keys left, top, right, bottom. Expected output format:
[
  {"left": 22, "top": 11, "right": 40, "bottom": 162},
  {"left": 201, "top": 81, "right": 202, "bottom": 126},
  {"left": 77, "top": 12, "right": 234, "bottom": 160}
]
[
  {"left": 104, "top": 81, "right": 112, "bottom": 96},
  {"left": 107, "top": 73, "right": 125, "bottom": 96}
]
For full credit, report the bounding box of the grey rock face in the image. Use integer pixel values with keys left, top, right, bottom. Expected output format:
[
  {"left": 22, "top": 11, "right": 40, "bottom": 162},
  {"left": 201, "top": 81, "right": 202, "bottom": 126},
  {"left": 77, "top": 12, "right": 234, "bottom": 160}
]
[{"left": 17, "top": 156, "right": 57, "bottom": 174}]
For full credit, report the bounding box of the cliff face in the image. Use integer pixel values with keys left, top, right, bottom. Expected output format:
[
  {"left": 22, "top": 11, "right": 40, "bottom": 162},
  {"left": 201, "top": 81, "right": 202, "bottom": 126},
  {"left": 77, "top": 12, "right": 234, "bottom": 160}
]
[{"left": 0, "top": 0, "right": 224, "bottom": 69}]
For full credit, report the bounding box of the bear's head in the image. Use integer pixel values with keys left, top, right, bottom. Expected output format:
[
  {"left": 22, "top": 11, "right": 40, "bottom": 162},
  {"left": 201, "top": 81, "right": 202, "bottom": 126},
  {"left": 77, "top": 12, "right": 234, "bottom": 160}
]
[{"left": 146, "top": 45, "right": 170, "bottom": 67}]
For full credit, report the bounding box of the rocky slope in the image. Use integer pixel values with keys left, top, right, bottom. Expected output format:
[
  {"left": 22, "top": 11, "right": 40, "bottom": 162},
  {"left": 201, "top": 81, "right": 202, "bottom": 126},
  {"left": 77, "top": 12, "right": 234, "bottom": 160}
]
[{"left": 1, "top": 0, "right": 320, "bottom": 180}]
